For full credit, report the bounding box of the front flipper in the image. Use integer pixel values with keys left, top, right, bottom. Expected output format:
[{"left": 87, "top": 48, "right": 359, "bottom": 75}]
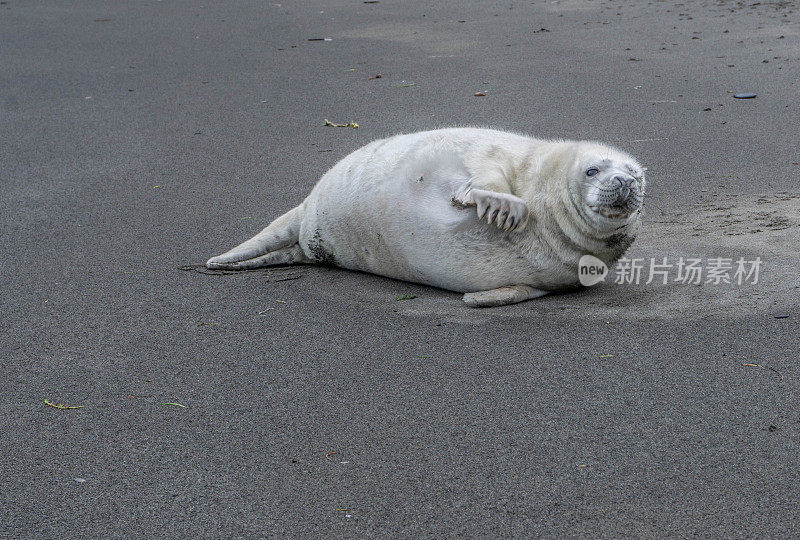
[
  {"left": 452, "top": 185, "right": 530, "bottom": 232},
  {"left": 462, "top": 285, "right": 548, "bottom": 308}
]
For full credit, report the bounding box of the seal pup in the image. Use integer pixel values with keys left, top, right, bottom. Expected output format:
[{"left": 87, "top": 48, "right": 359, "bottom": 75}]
[{"left": 207, "top": 128, "right": 646, "bottom": 307}]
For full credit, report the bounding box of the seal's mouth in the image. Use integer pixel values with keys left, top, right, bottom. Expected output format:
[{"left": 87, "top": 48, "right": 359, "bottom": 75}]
[{"left": 586, "top": 204, "right": 635, "bottom": 220}]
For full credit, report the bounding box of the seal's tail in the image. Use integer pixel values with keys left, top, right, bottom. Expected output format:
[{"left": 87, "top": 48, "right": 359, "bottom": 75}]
[{"left": 206, "top": 205, "right": 308, "bottom": 269}]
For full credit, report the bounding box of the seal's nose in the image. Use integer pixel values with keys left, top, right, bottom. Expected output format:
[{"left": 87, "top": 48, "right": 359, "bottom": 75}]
[
  {"left": 612, "top": 174, "right": 635, "bottom": 203},
  {"left": 612, "top": 174, "right": 634, "bottom": 188}
]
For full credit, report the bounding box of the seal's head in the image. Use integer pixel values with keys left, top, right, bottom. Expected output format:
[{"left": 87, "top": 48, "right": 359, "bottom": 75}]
[{"left": 568, "top": 144, "right": 646, "bottom": 229}]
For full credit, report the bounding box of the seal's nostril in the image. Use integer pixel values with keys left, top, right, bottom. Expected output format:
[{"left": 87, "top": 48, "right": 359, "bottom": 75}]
[{"left": 613, "top": 175, "right": 634, "bottom": 187}]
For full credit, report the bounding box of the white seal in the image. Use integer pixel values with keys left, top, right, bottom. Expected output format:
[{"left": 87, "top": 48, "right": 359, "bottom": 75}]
[{"left": 207, "top": 128, "right": 646, "bottom": 307}]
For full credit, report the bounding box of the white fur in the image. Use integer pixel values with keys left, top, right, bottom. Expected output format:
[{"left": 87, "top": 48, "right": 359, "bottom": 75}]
[{"left": 207, "top": 128, "right": 646, "bottom": 307}]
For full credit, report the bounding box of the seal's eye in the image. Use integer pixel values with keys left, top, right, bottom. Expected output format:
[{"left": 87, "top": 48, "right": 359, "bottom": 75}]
[{"left": 586, "top": 168, "right": 599, "bottom": 177}]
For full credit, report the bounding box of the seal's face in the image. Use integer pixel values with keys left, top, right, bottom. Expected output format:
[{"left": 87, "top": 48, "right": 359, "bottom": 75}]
[{"left": 574, "top": 151, "right": 646, "bottom": 226}]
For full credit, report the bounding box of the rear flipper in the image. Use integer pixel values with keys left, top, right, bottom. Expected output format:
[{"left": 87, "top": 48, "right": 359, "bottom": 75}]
[
  {"left": 206, "top": 205, "right": 309, "bottom": 269},
  {"left": 209, "top": 244, "right": 310, "bottom": 270},
  {"left": 462, "top": 285, "right": 548, "bottom": 307}
]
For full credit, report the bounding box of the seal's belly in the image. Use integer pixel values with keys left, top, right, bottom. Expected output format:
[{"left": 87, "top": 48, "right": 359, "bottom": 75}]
[{"left": 297, "top": 136, "right": 544, "bottom": 292}]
